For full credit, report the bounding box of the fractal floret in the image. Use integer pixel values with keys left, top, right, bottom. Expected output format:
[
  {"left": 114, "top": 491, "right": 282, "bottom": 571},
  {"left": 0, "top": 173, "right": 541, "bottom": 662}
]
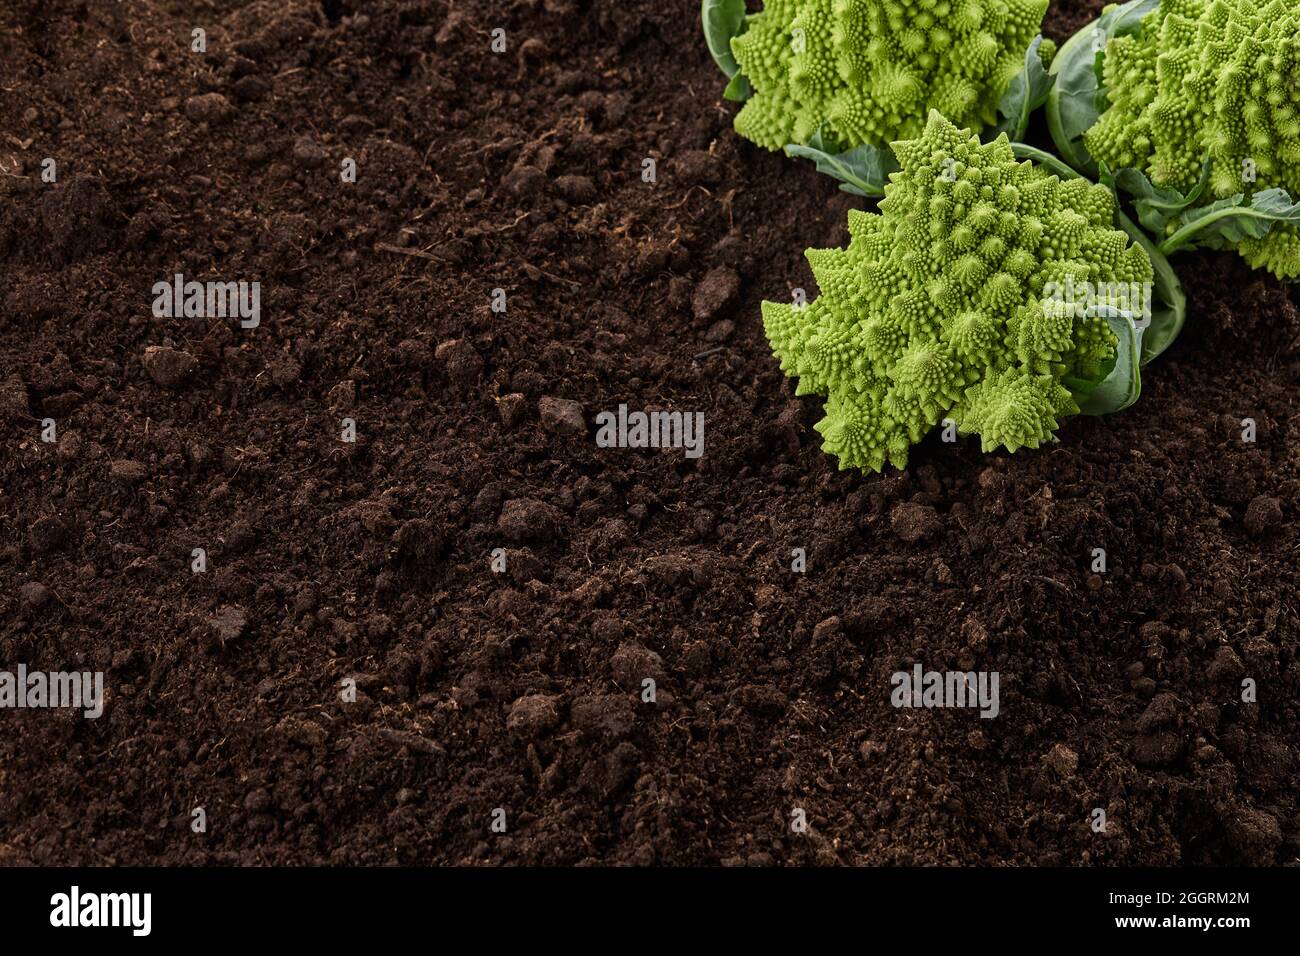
[
  {"left": 761, "top": 112, "right": 1154, "bottom": 472},
  {"left": 1084, "top": 0, "right": 1300, "bottom": 278},
  {"left": 730, "top": 0, "right": 1049, "bottom": 152}
]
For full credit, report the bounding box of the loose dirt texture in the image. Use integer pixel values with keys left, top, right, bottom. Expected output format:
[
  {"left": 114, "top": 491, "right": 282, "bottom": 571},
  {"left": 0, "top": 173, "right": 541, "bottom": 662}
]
[{"left": 1, "top": 0, "right": 1298, "bottom": 866}]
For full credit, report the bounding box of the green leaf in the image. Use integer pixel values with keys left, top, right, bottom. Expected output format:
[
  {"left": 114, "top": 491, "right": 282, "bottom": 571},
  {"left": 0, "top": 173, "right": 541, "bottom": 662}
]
[
  {"left": 1113, "top": 159, "right": 1212, "bottom": 233},
  {"left": 1102, "top": 0, "right": 1161, "bottom": 34},
  {"left": 1068, "top": 306, "right": 1144, "bottom": 415},
  {"left": 1044, "top": 24, "right": 1105, "bottom": 173},
  {"left": 723, "top": 70, "right": 752, "bottom": 102},
  {"left": 702, "top": 0, "right": 748, "bottom": 80},
  {"left": 991, "top": 35, "right": 1056, "bottom": 143},
  {"left": 1160, "top": 188, "right": 1300, "bottom": 253},
  {"left": 1046, "top": 0, "right": 1158, "bottom": 176},
  {"left": 1086, "top": 0, "right": 1162, "bottom": 74},
  {"left": 784, "top": 131, "right": 897, "bottom": 198}
]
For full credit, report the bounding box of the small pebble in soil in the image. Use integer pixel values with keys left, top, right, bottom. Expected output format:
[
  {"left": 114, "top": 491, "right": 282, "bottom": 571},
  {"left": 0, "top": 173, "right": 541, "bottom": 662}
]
[
  {"left": 292, "top": 135, "right": 328, "bottom": 169},
  {"left": 609, "top": 642, "right": 666, "bottom": 687},
  {"left": 692, "top": 267, "right": 739, "bottom": 323},
  {"left": 496, "top": 393, "right": 527, "bottom": 428},
  {"left": 435, "top": 338, "right": 483, "bottom": 388},
  {"left": 501, "top": 165, "right": 546, "bottom": 200},
  {"left": 554, "top": 174, "right": 596, "bottom": 204},
  {"left": 142, "top": 345, "right": 197, "bottom": 388},
  {"left": 184, "top": 92, "right": 234, "bottom": 125},
  {"left": 497, "top": 498, "right": 563, "bottom": 542},
  {"left": 538, "top": 396, "right": 584, "bottom": 435},
  {"left": 1243, "top": 495, "right": 1282, "bottom": 537},
  {"left": 704, "top": 319, "right": 734, "bottom": 342}
]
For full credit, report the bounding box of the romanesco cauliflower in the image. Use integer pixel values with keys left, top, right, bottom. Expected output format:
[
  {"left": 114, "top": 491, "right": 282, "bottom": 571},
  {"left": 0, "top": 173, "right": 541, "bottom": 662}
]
[
  {"left": 1085, "top": 0, "right": 1300, "bottom": 278},
  {"left": 730, "top": 0, "right": 1049, "bottom": 153},
  {"left": 762, "top": 111, "right": 1154, "bottom": 472}
]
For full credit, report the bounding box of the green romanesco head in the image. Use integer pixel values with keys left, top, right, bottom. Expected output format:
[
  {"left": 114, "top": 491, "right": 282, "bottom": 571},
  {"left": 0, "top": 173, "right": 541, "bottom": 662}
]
[
  {"left": 1085, "top": 0, "right": 1300, "bottom": 278},
  {"left": 730, "top": 0, "right": 1049, "bottom": 153},
  {"left": 762, "top": 111, "right": 1154, "bottom": 472}
]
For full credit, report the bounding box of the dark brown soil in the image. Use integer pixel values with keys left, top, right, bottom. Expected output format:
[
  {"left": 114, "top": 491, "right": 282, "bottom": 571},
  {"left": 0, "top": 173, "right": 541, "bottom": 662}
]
[{"left": 1, "top": 0, "right": 1298, "bottom": 867}]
